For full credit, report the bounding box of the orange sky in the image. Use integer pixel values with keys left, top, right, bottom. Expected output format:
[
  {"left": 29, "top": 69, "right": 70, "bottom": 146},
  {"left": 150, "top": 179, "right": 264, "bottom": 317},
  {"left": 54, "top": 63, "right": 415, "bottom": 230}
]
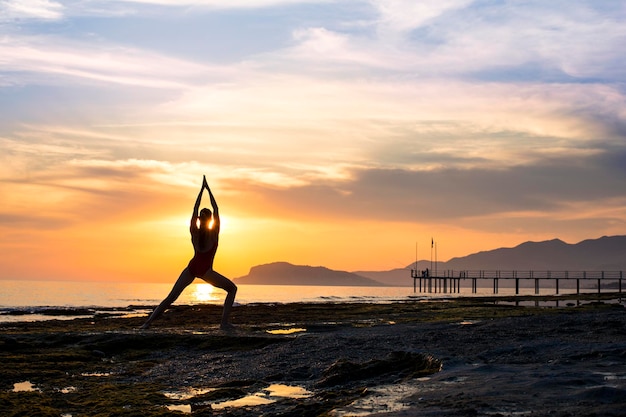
[
  {"left": 1, "top": 166, "right": 622, "bottom": 282},
  {"left": 1, "top": 1, "right": 626, "bottom": 283}
]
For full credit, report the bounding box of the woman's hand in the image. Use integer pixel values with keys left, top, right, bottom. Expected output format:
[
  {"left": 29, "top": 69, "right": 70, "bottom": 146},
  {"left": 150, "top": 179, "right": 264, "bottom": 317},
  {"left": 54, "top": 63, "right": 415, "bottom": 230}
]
[{"left": 202, "top": 175, "right": 209, "bottom": 190}]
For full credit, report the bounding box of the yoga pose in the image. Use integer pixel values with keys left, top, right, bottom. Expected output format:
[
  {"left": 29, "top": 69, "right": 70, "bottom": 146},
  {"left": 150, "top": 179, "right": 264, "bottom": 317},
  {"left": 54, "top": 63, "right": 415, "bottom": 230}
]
[{"left": 141, "top": 176, "right": 237, "bottom": 330}]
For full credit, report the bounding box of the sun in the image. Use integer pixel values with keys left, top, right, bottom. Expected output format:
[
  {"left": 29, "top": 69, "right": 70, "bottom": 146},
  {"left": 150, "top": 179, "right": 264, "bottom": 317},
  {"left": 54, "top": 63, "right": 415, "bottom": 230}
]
[
  {"left": 192, "top": 283, "right": 218, "bottom": 302},
  {"left": 216, "top": 214, "right": 231, "bottom": 231}
]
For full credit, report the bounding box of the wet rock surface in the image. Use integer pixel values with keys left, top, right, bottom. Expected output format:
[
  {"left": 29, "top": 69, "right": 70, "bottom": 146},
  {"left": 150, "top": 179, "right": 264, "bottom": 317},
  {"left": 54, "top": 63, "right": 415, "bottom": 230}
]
[{"left": 0, "top": 296, "right": 625, "bottom": 416}]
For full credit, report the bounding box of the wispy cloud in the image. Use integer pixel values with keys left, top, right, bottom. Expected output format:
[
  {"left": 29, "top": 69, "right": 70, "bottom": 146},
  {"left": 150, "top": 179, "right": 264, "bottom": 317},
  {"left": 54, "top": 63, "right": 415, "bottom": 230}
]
[
  {"left": 371, "top": 0, "right": 474, "bottom": 36},
  {"left": 0, "top": 35, "right": 212, "bottom": 88},
  {"left": 1, "top": 0, "right": 64, "bottom": 21},
  {"left": 110, "top": 0, "right": 334, "bottom": 7}
]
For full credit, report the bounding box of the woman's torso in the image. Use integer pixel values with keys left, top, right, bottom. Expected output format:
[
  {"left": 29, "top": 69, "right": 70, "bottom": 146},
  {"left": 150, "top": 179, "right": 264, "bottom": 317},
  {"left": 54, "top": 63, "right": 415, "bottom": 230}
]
[{"left": 192, "top": 228, "right": 218, "bottom": 255}]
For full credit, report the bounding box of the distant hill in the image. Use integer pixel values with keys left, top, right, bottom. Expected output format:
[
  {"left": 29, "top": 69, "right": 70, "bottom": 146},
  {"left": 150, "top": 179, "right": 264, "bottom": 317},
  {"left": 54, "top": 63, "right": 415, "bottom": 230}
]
[
  {"left": 235, "top": 236, "right": 626, "bottom": 287},
  {"left": 442, "top": 235, "right": 626, "bottom": 271},
  {"left": 358, "top": 235, "right": 626, "bottom": 287},
  {"left": 235, "top": 262, "right": 385, "bottom": 286}
]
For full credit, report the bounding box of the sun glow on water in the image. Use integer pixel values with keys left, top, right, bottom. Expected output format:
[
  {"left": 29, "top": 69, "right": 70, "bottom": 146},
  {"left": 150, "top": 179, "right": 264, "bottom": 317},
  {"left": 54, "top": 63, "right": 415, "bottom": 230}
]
[{"left": 192, "top": 283, "right": 219, "bottom": 302}]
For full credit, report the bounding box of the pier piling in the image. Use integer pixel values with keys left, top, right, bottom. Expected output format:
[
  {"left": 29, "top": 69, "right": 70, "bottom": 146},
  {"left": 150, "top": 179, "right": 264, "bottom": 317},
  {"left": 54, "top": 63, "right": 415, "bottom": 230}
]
[{"left": 411, "top": 270, "right": 624, "bottom": 295}]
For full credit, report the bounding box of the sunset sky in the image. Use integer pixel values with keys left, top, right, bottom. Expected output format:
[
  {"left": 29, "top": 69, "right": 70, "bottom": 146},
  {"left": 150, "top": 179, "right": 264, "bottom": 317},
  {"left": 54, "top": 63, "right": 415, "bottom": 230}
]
[{"left": 1, "top": 0, "right": 625, "bottom": 283}]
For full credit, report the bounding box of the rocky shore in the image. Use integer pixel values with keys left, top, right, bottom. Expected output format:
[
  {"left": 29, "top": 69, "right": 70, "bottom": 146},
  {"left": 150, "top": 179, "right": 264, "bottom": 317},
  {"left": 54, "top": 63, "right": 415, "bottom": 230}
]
[{"left": 1, "top": 294, "right": 625, "bottom": 416}]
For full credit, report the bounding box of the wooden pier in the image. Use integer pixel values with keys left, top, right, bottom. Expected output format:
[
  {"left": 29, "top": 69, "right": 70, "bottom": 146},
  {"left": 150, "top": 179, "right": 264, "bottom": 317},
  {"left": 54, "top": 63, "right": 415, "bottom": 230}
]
[{"left": 411, "top": 269, "right": 624, "bottom": 295}]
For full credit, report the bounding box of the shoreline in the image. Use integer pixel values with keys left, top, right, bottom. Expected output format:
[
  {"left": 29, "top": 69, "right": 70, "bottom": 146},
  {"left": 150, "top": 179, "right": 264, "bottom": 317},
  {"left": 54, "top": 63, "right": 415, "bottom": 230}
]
[
  {"left": 1, "top": 291, "right": 623, "bottom": 322},
  {"left": 1, "top": 295, "right": 625, "bottom": 416}
]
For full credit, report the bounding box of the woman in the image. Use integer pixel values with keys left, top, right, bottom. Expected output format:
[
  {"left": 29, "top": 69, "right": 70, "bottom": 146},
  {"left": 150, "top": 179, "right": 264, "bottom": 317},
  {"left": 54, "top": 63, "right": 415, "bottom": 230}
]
[{"left": 141, "top": 176, "right": 237, "bottom": 330}]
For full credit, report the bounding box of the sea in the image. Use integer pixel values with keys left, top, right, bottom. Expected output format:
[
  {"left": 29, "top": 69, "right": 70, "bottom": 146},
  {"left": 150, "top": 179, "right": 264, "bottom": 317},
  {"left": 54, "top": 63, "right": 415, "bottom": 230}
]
[{"left": 0, "top": 279, "right": 604, "bottom": 323}]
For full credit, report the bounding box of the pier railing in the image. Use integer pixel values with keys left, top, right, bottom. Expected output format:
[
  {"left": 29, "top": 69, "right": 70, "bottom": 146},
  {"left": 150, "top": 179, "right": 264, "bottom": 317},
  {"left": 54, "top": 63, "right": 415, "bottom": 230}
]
[{"left": 410, "top": 269, "right": 624, "bottom": 295}]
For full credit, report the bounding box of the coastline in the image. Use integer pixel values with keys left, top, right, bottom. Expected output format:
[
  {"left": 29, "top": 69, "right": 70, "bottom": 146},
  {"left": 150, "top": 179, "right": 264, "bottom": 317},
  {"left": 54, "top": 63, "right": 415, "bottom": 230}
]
[{"left": 1, "top": 294, "right": 625, "bottom": 416}]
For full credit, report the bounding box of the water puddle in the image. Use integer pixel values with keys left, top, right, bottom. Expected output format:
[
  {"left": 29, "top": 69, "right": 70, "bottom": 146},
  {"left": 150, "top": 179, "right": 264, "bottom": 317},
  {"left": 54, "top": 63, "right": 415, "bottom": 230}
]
[
  {"left": 266, "top": 383, "right": 312, "bottom": 399},
  {"left": 59, "top": 386, "right": 77, "bottom": 394},
  {"left": 213, "top": 384, "right": 312, "bottom": 409},
  {"left": 163, "top": 387, "right": 215, "bottom": 400},
  {"left": 13, "top": 381, "right": 40, "bottom": 392},
  {"left": 266, "top": 327, "right": 307, "bottom": 335},
  {"left": 166, "top": 384, "right": 312, "bottom": 413},
  {"left": 496, "top": 297, "right": 625, "bottom": 308},
  {"left": 212, "top": 394, "right": 275, "bottom": 409},
  {"left": 166, "top": 404, "right": 192, "bottom": 413},
  {"left": 0, "top": 313, "right": 93, "bottom": 323}
]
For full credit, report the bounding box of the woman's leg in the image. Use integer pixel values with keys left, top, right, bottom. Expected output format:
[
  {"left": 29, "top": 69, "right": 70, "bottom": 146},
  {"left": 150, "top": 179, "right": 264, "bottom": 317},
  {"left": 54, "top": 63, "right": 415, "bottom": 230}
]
[
  {"left": 202, "top": 270, "right": 237, "bottom": 329},
  {"left": 141, "top": 268, "right": 195, "bottom": 329}
]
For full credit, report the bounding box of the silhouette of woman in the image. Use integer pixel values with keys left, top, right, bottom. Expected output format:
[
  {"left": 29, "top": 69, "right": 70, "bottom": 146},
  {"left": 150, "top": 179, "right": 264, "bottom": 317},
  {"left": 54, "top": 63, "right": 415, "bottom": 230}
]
[{"left": 141, "top": 176, "right": 237, "bottom": 330}]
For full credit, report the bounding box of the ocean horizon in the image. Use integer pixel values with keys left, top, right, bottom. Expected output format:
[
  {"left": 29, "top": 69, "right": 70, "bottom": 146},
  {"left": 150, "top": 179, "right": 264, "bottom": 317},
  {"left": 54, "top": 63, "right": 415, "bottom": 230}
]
[
  {"left": 0, "top": 279, "right": 416, "bottom": 323},
  {"left": 0, "top": 278, "right": 605, "bottom": 323}
]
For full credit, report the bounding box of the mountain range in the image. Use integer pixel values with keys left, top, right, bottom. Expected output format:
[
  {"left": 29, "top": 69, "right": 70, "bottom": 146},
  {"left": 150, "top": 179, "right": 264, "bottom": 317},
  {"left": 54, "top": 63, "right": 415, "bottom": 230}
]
[{"left": 235, "top": 235, "right": 626, "bottom": 287}]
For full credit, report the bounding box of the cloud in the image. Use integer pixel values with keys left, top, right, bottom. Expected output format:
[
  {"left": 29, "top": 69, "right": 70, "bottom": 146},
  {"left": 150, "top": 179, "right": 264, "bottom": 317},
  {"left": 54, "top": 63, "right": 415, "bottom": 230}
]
[
  {"left": 1, "top": 0, "right": 64, "bottom": 21},
  {"left": 333, "top": 0, "right": 626, "bottom": 83},
  {"left": 1, "top": 0, "right": 626, "bottom": 275},
  {"left": 446, "top": 2, "right": 626, "bottom": 82},
  {"left": 218, "top": 136, "right": 626, "bottom": 234},
  {"left": 371, "top": 0, "right": 473, "bottom": 34},
  {"left": 108, "top": 0, "right": 334, "bottom": 8},
  {"left": 0, "top": 35, "right": 211, "bottom": 88},
  {"left": 155, "top": 73, "right": 626, "bottom": 165},
  {"left": 0, "top": 134, "right": 202, "bottom": 229}
]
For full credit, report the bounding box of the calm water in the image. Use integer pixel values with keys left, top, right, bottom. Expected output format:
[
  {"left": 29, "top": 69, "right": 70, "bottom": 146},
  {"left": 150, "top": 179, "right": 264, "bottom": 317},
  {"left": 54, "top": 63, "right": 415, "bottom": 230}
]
[
  {"left": 0, "top": 280, "right": 420, "bottom": 309},
  {"left": 0, "top": 280, "right": 422, "bottom": 323},
  {"left": 0, "top": 279, "right": 601, "bottom": 323}
]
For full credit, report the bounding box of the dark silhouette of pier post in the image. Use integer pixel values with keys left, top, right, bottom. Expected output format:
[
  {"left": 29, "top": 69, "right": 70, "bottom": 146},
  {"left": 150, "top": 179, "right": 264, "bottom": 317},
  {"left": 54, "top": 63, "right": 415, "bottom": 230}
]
[{"left": 412, "top": 269, "right": 624, "bottom": 296}]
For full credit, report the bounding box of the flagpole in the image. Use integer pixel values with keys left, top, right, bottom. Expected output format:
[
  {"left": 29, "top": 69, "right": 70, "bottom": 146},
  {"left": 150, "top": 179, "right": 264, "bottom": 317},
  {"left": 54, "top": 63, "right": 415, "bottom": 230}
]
[
  {"left": 435, "top": 241, "right": 438, "bottom": 278},
  {"left": 430, "top": 237, "right": 433, "bottom": 278}
]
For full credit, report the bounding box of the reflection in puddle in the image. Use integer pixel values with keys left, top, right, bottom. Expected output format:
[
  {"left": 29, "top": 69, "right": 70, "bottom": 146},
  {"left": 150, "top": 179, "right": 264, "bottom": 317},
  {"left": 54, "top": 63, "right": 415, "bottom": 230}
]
[
  {"left": 266, "top": 383, "right": 312, "bottom": 399},
  {"left": 163, "top": 387, "right": 214, "bottom": 400},
  {"left": 266, "top": 328, "right": 307, "bottom": 335},
  {"left": 212, "top": 394, "right": 275, "bottom": 409},
  {"left": 166, "top": 384, "right": 312, "bottom": 413},
  {"left": 80, "top": 372, "right": 112, "bottom": 377},
  {"left": 59, "top": 386, "right": 77, "bottom": 393},
  {"left": 166, "top": 404, "right": 192, "bottom": 413},
  {"left": 213, "top": 384, "right": 312, "bottom": 410},
  {"left": 13, "top": 381, "right": 39, "bottom": 392}
]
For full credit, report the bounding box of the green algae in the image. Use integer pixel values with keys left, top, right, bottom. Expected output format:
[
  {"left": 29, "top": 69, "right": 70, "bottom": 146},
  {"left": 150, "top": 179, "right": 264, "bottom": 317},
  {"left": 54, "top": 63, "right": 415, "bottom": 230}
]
[
  {"left": 0, "top": 383, "right": 175, "bottom": 417},
  {"left": 0, "top": 328, "right": 288, "bottom": 416}
]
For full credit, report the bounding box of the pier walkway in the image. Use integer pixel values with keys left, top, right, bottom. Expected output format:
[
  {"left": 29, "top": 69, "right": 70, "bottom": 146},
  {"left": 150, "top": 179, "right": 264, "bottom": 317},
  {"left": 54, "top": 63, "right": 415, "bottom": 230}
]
[{"left": 411, "top": 269, "right": 624, "bottom": 295}]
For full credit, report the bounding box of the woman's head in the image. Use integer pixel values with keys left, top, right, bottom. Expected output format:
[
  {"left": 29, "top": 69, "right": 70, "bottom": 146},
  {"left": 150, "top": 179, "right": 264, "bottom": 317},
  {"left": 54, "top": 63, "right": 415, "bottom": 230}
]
[{"left": 199, "top": 208, "right": 212, "bottom": 222}]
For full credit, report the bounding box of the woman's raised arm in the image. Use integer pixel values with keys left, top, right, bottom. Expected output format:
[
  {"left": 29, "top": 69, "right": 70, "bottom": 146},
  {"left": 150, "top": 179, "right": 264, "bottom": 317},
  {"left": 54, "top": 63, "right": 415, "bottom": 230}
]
[
  {"left": 206, "top": 184, "right": 220, "bottom": 231},
  {"left": 190, "top": 179, "right": 206, "bottom": 230}
]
